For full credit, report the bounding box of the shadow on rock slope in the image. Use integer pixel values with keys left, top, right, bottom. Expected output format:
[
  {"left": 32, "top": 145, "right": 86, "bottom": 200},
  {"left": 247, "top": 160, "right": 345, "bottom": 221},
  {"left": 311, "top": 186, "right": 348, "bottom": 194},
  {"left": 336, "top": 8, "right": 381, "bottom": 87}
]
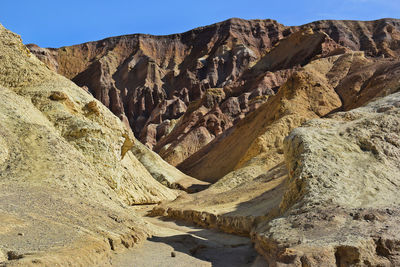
[
  {"left": 0, "top": 24, "right": 201, "bottom": 266},
  {"left": 28, "top": 18, "right": 400, "bottom": 166}
]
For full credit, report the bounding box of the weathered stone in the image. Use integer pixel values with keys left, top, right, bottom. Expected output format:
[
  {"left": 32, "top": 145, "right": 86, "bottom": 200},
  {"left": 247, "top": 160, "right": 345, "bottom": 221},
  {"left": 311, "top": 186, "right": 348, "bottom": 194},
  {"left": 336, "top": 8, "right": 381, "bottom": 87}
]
[
  {"left": 0, "top": 23, "right": 182, "bottom": 266},
  {"left": 131, "top": 140, "right": 209, "bottom": 191},
  {"left": 49, "top": 91, "right": 68, "bottom": 101},
  {"left": 4, "top": 17, "right": 400, "bottom": 266},
  {"left": 179, "top": 62, "right": 342, "bottom": 182},
  {"left": 253, "top": 92, "right": 400, "bottom": 266},
  {"left": 28, "top": 18, "right": 400, "bottom": 165}
]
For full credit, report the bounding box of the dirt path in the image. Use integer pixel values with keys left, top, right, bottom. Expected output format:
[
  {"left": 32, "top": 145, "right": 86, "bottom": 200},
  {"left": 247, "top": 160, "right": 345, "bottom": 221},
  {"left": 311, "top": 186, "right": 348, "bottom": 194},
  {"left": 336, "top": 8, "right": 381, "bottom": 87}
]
[{"left": 111, "top": 206, "right": 267, "bottom": 267}]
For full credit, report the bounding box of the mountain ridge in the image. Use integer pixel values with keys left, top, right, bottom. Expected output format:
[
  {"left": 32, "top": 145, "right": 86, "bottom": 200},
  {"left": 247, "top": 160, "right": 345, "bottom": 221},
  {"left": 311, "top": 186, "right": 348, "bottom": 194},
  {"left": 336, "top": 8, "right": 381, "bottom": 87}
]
[
  {"left": 28, "top": 17, "right": 400, "bottom": 49},
  {"left": 1, "top": 17, "right": 400, "bottom": 266},
  {"left": 28, "top": 17, "right": 400, "bottom": 167}
]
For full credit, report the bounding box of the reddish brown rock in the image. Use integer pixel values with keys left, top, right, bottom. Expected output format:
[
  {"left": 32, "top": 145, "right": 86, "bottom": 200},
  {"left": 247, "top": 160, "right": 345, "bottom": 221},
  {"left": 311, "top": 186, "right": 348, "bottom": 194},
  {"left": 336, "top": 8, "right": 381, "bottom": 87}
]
[
  {"left": 178, "top": 49, "right": 400, "bottom": 181},
  {"left": 28, "top": 18, "right": 400, "bottom": 165},
  {"left": 154, "top": 88, "right": 236, "bottom": 166},
  {"left": 22, "top": 18, "right": 400, "bottom": 266}
]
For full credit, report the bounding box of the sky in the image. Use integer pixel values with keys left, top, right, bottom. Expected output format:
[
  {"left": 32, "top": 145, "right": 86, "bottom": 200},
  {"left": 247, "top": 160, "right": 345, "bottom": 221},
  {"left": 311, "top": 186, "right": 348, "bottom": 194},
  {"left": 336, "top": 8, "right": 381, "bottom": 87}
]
[{"left": 0, "top": 0, "right": 399, "bottom": 48}]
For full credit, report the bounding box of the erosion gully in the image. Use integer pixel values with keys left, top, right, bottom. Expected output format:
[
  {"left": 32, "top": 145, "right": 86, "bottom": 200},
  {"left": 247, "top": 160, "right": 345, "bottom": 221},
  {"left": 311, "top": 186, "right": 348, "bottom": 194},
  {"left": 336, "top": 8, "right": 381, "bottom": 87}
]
[{"left": 111, "top": 205, "right": 267, "bottom": 267}]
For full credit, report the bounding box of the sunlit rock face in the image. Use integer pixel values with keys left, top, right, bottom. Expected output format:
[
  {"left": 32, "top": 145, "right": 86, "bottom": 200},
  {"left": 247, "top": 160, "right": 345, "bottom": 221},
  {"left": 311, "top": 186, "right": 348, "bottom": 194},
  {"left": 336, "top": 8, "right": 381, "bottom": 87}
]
[
  {"left": 0, "top": 23, "right": 182, "bottom": 266},
  {"left": 253, "top": 92, "right": 400, "bottom": 267},
  {"left": 7, "top": 17, "right": 400, "bottom": 266},
  {"left": 28, "top": 18, "right": 400, "bottom": 165}
]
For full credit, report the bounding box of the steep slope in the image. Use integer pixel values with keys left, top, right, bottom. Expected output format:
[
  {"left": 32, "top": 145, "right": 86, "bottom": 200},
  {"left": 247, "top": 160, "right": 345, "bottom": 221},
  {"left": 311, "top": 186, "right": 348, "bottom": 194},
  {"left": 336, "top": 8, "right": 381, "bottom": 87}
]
[
  {"left": 153, "top": 27, "right": 344, "bottom": 166},
  {"left": 254, "top": 91, "right": 400, "bottom": 266},
  {"left": 131, "top": 141, "right": 209, "bottom": 191},
  {"left": 27, "top": 18, "right": 286, "bottom": 142},
  {"left": 179, "top": 50, "right": 400, "bottom": 182},
  {"left": 152, "top": 91, "right": 400, "bottom": 267},
  {"left": 152, "top": 87, "right": 268, "bottom": 166},
  {"left": 0, "top": 24, "right": 184, "bottom": 266},
  {"left": 28, "top": 18, "right": 400, "bottom": 165}
]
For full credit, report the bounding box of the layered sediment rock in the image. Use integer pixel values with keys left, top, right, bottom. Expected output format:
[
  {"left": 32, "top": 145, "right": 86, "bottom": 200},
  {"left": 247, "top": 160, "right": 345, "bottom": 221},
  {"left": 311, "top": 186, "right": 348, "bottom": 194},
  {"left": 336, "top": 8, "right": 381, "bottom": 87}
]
[
  {"left": 19, "top": 18, "right": 400, "bottom": 265},
  {"left": 28, "top": 18, "right": 400, "bottom": 165},
  {"left": 151, "top": 162, "right": 288, "bottom": 236},
  {"left": 179, "top": 50, "right": 400, "bottom": 181},
  {"left": 131, "top": 141, "right": 209, "bottom": 191},
  {"left": 253, "top": 92, "right": 400, "bottom": 266},
  {"left": 0, "top": 24, "right": 189, "bottom": 266},
  {"left": 152, "top": 91, "right": 400, "bottom": 267}
]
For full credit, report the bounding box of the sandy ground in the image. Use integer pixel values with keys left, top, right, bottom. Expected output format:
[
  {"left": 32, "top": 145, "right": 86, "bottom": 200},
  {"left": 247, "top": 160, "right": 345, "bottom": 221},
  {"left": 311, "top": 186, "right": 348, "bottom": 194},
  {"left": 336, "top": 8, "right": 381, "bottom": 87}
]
[{"left": 111, "top": 206, "right": 267, "bottom": 267}]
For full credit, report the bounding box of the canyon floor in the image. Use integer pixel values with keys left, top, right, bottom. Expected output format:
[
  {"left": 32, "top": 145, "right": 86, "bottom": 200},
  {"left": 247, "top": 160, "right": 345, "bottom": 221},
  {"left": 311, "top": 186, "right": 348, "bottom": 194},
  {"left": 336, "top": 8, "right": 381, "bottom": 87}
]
[{"left": 111, "top": 206, "right": 267, "bottom": 267}]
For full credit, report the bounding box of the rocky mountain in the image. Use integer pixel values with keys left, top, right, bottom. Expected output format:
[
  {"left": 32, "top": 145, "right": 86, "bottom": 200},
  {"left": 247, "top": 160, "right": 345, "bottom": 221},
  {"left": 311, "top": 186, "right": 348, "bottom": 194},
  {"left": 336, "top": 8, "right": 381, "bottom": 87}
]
[
  {"left": 178, "top": 50, "right": 400, "bottom": 182},
  {"left": 151, "top": 62, "right": 400, "bottom": 266},
  {"left": 156, "top": 90, "right": 400, "bottom": 266},
  {"left": 28, "top": 18, "right": 400, "bottom": 166},
  {"left": 2, "top": 17, "right": 400, "bottom": 266},
  {"left": 0, "top": 23, "right": 205, "bottom": 266}
]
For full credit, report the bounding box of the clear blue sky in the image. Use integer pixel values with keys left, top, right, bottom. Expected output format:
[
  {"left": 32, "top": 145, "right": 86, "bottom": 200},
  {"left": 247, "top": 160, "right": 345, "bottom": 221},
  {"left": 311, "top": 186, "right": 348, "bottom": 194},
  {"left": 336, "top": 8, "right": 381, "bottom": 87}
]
[{"left": 1, "top": 0, "right": 399, "bottom": 48}]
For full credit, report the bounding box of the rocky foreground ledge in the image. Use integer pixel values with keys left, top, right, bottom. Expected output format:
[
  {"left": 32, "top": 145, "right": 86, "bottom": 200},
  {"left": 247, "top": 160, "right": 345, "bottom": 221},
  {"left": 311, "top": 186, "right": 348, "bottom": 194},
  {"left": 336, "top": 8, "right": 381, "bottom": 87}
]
[
  {"left": 152, "top": 91, "right": 400, "bottom": 266},
  {"left": 254, "top": 92, "right": 400, "bottom": 266}
]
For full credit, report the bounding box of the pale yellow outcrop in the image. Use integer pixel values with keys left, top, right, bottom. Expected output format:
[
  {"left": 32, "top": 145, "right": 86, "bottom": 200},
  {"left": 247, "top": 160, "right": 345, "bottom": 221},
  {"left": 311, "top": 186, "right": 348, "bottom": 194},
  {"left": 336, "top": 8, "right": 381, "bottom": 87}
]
[{"left": 0, "top": 24, "right": 178, "bottom": 266}]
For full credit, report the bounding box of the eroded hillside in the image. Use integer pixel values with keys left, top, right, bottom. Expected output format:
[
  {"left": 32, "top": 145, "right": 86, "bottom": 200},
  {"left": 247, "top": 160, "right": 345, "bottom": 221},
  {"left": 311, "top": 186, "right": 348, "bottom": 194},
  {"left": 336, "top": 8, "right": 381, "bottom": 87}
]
[
  {"left": 153, "top": 88, "right": 400, "bottom": 267},
  {"left": 28, "top": 18, "right": 400, "bottom": 166},
  {"left": 2, "top": 17, "right": 400, "bottom": 266},
  {"left": 0, "top": 24, "right": 204, "bottom": 266}
]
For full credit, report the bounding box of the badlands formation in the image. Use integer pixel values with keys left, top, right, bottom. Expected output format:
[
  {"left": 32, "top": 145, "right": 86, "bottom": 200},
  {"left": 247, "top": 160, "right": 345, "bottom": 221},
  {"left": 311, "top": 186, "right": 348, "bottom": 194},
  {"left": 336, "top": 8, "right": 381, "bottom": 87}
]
[{"left": 0, "top": 17, "right": 399, "bottom": 266}]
